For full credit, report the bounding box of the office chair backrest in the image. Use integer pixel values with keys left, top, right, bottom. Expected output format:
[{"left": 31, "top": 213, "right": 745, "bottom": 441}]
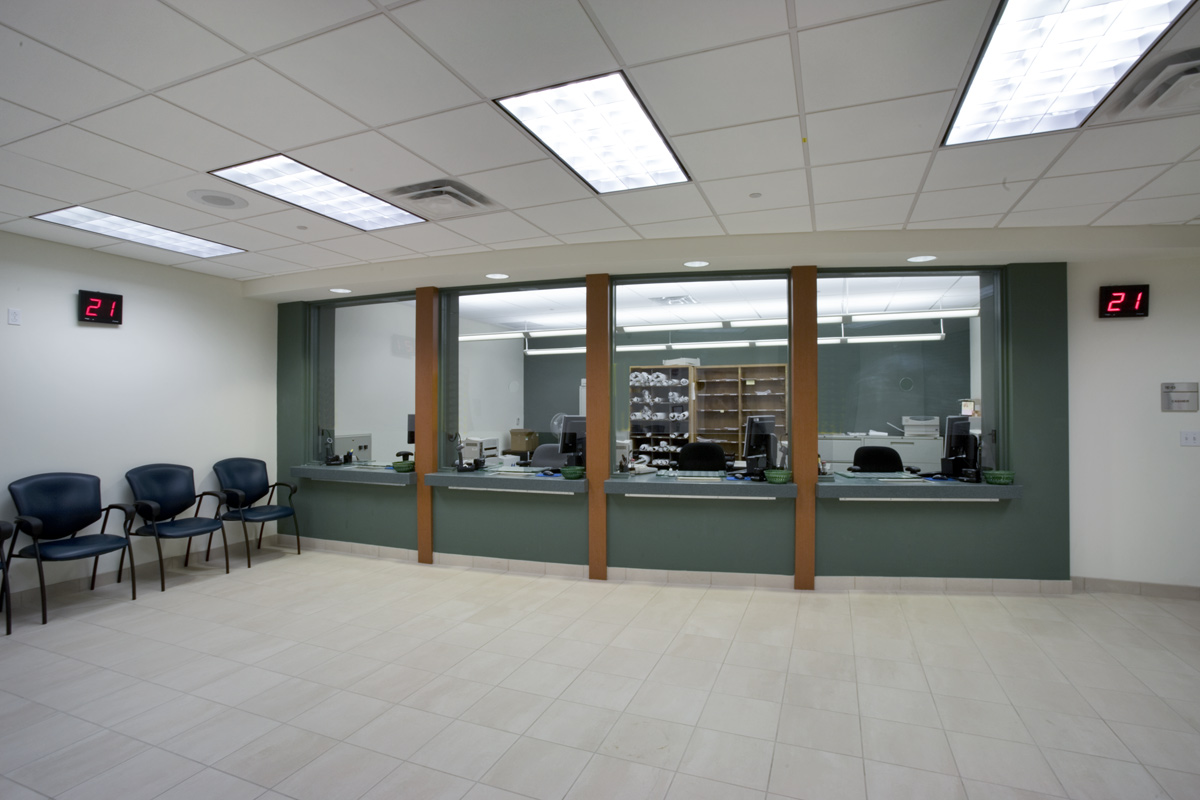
[
  {"left": 125, "top": 464, "right": 198, "bottom": 520},
  {"left": 8, "top": 473, "right": 103, "bottom": 539},
  {"left": 677, "top": 442, "right": 726, "bottom": 471},
  {"left": 852, "top": 446, "right": 904, "bottom": 472},
  {"left": 213, "top": 458, "right": 270, "bottom": 508},
  {"left": 530, "top": 443, "right": 569, "bottom": 468}
]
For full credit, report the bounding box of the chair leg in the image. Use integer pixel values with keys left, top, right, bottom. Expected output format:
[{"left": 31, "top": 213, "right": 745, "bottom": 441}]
[
  {"left": 239, "top": 520, "right": 252, "bottom": 569},
  {"left": 90, "top": 555, "right": 99, "bottom": 591},
  {"left": 205, "top": 532, "right": 213, "bottom": 562},
  {"left": 118, "top": 547, "right": 126, "bottom": 584},
  {"left": 126, "top": 542, "right": 136, "bottom": 601},
  {"left": 257, "top": 521, "right": 265, "bottom": 550},
  {"left": 2, "top": 563, "right": 10, "bottom": 636},
  {"left": 221, "top": 526, "right": 229, "bottom": 574},
  {"left": 293, "top": 514, "right": 302, "bottom": 555},
  {"left": 34, "top": 550, "right": 47, "bottom": 625},
  {"left": 154, "top": 536, "right": 166, "bottom": 592},
  {"left": 184, "top": 538, "right": 192, "bottom": 567}
]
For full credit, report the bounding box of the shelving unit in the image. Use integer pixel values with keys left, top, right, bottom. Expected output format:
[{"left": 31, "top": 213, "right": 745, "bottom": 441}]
[
  {"left": 694, "top": 364, "right": 788, "bottom": 457},
  {"left": 628, "top": 365, "right": 695, "bottom": 468}
]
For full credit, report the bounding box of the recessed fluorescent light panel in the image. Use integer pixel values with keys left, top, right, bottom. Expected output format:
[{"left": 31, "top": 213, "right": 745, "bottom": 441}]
[
  {"left": 34, "top": 206, "right": 243, "bottom": 258},
  {"left": 527, "top": 328, "right": 587, "bottom": 337},
  {"left": 733, "top": 318, "right": 788, "bottom": 327},
  {"left": 615, "top": 344, "right": 669, "bottom": 352},
  {"left": 622, "top": 321, "right": 722, "bottom": 333},
  {"left": 947, "top": 0, "right": 1190, "bottom": 144},
  {"left": 851, "top": 309, "right": 979, "bottom": 322},
  {"left": 498, "top": 72, "right": 688, "bottom": 193},
  {"left": 212, "top": 155, "right": 424, "bottom": 231},
  {"left": 459, "top": 331, "right": 526, "bottom": 342},
  {"left": 526, "top": 346, "right": 588, "bottom": 355}
]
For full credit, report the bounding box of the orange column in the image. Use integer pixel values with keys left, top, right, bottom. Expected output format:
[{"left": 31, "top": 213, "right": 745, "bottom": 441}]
[
  {"left": 415, "top": 286, "right": 439, "bottom": 564},
  {"left": 585, "top": 274, "right": 611, "bottom": 580},
  {"left": 791, "top": 266, "right": 818, "bottom": 590}
]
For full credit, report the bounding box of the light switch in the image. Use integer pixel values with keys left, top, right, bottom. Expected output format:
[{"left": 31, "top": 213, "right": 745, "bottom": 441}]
[
  {"left": 7, "top": 308, "right": 20, "bottom": 325},
  {"left": 1182, "top": 431, "right": 1200, "bottom": 447}
]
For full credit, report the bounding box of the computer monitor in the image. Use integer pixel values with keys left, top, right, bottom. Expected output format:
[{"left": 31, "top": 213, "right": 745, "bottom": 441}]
[
  {"left": 407, "top": 413, "right": 416, "bottom": 445},
  {"left": 558, "top": 415, "right": 586, "bottom": 467},
  {"left": 743, "top": 415, "right": 777, "bottom": 474},
  {"left": 943, "top": 415, "right": 978, "bottom": 477}
]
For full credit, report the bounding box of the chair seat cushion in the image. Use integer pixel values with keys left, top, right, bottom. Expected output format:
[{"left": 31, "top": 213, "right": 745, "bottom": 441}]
[
  {"left": 18, "top": 534, "right": 128, "bottom": 561},
  {"left": 135, "top": 517, "right": 223, "bottom": 539},
  {"left": 222, "top": 505, "right": 294, "bottom": 523}
]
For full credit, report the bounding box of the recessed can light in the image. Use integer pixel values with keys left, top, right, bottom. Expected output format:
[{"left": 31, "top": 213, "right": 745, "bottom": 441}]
[
  {"left": 683, "top": 261, "right": 709, "bottom": 268},
  {"left": 486, "top": 273, "right": 509, "bottom": 280},
  {"left": 907, "top": 255, "right": 937, "bottom": 263},
  {"left": 330, "top": 288, "right": 352, "bottom": 294}
]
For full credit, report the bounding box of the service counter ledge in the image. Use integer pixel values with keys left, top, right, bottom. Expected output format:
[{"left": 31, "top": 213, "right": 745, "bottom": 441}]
[
  {"left": 424, "top": 469, "right": 588, "bottom": 494},
  {"left": 816, "top": 474, "right": 1021, "bottom": 501},
  {"left": 605, "top": 472, "right": 798, "bottom": 499},
  {"left": 291, "top": 464, "right": 417, "bottom": 486}
]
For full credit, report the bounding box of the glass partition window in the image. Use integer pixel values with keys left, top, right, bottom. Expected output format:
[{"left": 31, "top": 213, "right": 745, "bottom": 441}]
[
  {"left": 448, "top": 286, "right": 587, "bottom": 467},
  {"left": 613, "top": 278, "right": 790, "bottom": 473}
]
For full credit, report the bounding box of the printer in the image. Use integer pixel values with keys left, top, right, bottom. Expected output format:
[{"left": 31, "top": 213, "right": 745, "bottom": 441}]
[{"left": 461, "top": 437, "right": 500, "bottom": 462}]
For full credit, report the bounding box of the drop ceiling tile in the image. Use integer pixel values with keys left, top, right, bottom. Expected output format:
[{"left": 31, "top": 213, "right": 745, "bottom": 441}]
[
  {"left": 162, "top": 0, "right": 376, "bottom": 53},
  {"left": 811, "top": 153, "right": 928, "bottom": 204},
  {"left": 290, "top": 132, "right": 445, "bottom": 196},
  {"left": 146, "top": 174, "right": 288, "bottom": 219},
  {"left": 90, "top": 193, "right": 226, "bottom": 232},
  {"left": 261, "top": 16, "right": 478, "bottom": 127},
  {"left": 381, "top": 104, "right": 545, "bottom": 176},
  {"left": 1132, "top": 161, "right": 1200, "bottom": 200},
  {"left": 0, "top": 212, "right": 16, "bottom": 225},
  {"left": 924, "top": 133, "right": 1074, "bottom": 191},
  {"left": 698, "top": 170, "right": 808, "bottom": 215},
  {"left": 517, "top": 199, "right": 625, "bottom": 235},
  {"left": 6, "top": 126, "right": 193, "bottom": 190},
  {"left": 95, "top": 241, "right": 196, "bottom": 265},
  {"left": 806, "top": 93, "right": 954, "bottom": 166},
  {"left": 999, "top": 205, "right": 1109, "bottom": 227},
  {"left": 242, "top": 209, "right": 358, "bottom": 241},
  {"left": 1093, "top": 195, "right": 1200, "bottom": 226},
  {"left": 0, "top": 99, "right": 57, "bottom": 145},
  {"left": 910, "top": 182, "right": 1031, "bottom": 222},
  {"left": 262, "top": 243, "right": 358, "bottom": 268},
  {"left": 0, "top": 150, "right": 125, "bottom": 204},
  {"left": 176, "top": 259, "right": 270, "bottom": 280},
  {"left": 440, "top": 211, "right": 546, "bottom": 244},
  {"left": 631, "top": 36, "right": 798, "bottom": 135},
  {"left": 463, "top": 160, "right": 591, "bottom": 209},
  {"left": 0, "top": 185, "right": 62, "bottom": 217},
  {"left": 557, "top": 227, "right": 641, "bottom": 244},
  {"left": 0, "top": 0, "right": 242, "bottom": 89},
  {"left": 673, "top": 117, "right": 805, "bottom": 181},
  {"left": 589, "top": 0, "right": 787, "bottom": 63},
  {"left": 798, "top": 0, "right": 989, "bottom": 112},
  {"left": 209, "top": 251, "right": 310, "bottom": 275},
  {"left": 0, "top": 217, "right": 122, "bottom": 248},
  {"left": 186, "top": 221, "right": 299, "bottom": 251},
  {"left": 720, "top": 207, "right": 812, "bottom": 234},
  {"left": 160, "top": 61, "right": 366, "bottom": 152},
  {"left": 317, "top": 234, "right": 416, "bottom": 261},
  {"left": 394, "top": 0, "right": 617, "bottom": 97},
  {"left": 906, "top": 214, "right": 1002, "bottom": 229},
  {"left": 1013, "top": 167, "right": 1166, "bottom": 212},
  {"left": 602, "top": 183, "right": 712, "bottom": 225},
  {"left": 425, "top": 244, "right": 490, "bottom": 256},
  {"left": 1049, "top": 115, "right": 1200, "bottom": 177},
  {"left": 490, "top": 236, "right": 562, "bottom": 250},
  {"left": 633, "top": 217, "right": 724, "bottom": 238},
  {"left": 814, "top": 195, "right": 913, "bottom": 230},
  {"left": 373, "top": 222, "right": 478, "bottom": 253},
  {"left": 76, "top": 97, "right": 268, "bottom": 173},
  {"left": 794, "top": 0, "right": 937, "bottom": 29},
  {"left": 0, "top": 25, "right": 138, "bottom": 121}
]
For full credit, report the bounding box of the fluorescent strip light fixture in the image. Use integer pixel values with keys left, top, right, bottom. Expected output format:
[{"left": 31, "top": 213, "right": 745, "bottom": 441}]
[
  {"left": 34, "top": 206, "right": 243, "bottom": 258},
  {"left": 621, "top": 321, "right": 722, "bottom": 333},
  {"left": 946, "top": 0, "right": 1190, "bottom": 144},
  {"left": 755, "top": 339, "right": 788, "bottom": 347},
  {"left": 850, "top": 309, "right": 979, "bottom": 322},
  {"left": 525, "top": 346, "right": 587, "bottom": 355},
  {"left": 212, "top": 155, "right": 424, "bottom": 231},
  {"left": 459, "top": 331, "right": 526, "bottom": 341},
  {"left": 498, "top": 72, "right": 688, "bottom": 193},
  {"left": 527, "top": 328, "right": 587, "bottom": 337},
  {"left": 847, "top": 334, "right": 946, "bottom": 344},
  {"left": 732, "top": 318, "right": 788, "bottom": 327},
  {"left": 615, "top": 344, "right": 669, "bottom": 352},
  {"left": 818, "top": 337, "right": 844, "bottom": 345},
  {"left": 670, "top": 340, "right": 752, "bottom": 350},
  {"left": 817, "top": 315, "right": 845, "bottom": 324}
]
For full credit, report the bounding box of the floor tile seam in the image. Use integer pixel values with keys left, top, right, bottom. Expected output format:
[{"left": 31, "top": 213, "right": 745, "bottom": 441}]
[
  {"left": 2, "top": 725, "right": 154, "bottom": 795},
  {"left": 66, "top": 741, "right": 207, "bottom": 800}
]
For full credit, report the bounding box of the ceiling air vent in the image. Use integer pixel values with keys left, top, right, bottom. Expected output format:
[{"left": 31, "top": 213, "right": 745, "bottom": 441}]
[
  {"left": 387, "top": 179, "right": 495, "bottom": 221},
  {"left": 651, "top": 295, "right": 698, "bottom": 306}
]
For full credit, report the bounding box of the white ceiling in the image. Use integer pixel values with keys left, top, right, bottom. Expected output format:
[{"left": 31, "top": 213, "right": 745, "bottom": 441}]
[{"left": 2, "top": 0, "right": 1200, "bottom": 303}]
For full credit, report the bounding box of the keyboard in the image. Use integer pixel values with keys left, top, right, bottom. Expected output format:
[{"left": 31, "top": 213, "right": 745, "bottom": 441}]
[{"left": 676, "top": 470, "right": 727, "bottom": 480}]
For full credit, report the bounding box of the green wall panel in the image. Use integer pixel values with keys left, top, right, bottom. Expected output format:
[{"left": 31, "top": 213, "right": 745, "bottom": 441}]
[
  {"left": 607, "top": 496, "right": 795, "bottom": 574},
  {"left": 431, "top": 488, "right": 588, "bottom": 564},
  {"left": 295, "top": 480, "right": 418, "bottom": 548}
]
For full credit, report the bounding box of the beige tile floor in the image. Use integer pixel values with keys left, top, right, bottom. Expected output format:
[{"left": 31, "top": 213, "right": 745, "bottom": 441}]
[{"left": 1, "top": 548, "right": 1198, "bottom": 800}]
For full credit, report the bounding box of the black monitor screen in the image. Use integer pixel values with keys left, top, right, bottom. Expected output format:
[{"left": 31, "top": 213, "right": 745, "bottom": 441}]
[
  {"left": 558, "top": 415, "right": 586, "bottom": 454},
  {"left": 743, "top": 415, "right": 776, "bottom": 471},
  {"left": 944, "top": 415, "right": 972, "bottom": 459},
  {"left": 407, "top": 413, "right": 416, "bottom": 445}
]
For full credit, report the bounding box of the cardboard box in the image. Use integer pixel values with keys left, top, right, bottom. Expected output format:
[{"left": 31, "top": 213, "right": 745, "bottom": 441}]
[{"left": 510, "top": 429, "right": 538, "bottom": 451}]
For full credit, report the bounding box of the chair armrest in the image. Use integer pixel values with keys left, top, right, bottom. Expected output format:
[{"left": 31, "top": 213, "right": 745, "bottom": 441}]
[
  {"left": 195, "top": 491, "right": 225, "bottom": 516},
  {"left": 270, "top": 481, "right": 298, "bottom": 499},
  {"left": 15, "top": 515, "right": 44, "bottom": 540},
  {"left": 103, "top": 503, "right": 138, "bottom": 536},
  {"left": 222, "top": 488, "right": 247, "bottom": 508},
  {"left": 0, "top": 519, "right": 12, "bottom": 541},
  {"left": 132, "top": 500, "right": 161, "bottom": 521}
]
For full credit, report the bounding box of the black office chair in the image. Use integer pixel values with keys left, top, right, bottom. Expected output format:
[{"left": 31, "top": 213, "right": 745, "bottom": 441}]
[
  {"left": 213, "top": 458, "right": 301, "bottom": 562},
  {"left": 125, "top": 464, "right": 231, "bottom": 591},
  {"left": 529, "top": 443, "right": 570, "bottom": 469},
  {"left": 848, "top": 445, "right": 911, "bottom": 473},
  {"left": 1, "top": 520, "right": 12, "bottom": 635},
  {"left": 7, "top": 473, "right": 136, "bottom": 624},
  {"left": 677, "top": 441, "right": 727, "bottom": 471}
]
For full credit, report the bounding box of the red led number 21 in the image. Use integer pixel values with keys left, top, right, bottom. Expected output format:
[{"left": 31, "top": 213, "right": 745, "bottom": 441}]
[
  {"left": 84, "top": 297, "right": 116, "bottom": 319},
  {"left": 1107, "top": 291, "right": 1143, "bottom": 313}
]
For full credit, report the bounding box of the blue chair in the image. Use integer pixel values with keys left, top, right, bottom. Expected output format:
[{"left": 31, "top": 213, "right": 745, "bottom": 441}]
[
  {"left": 1, "top": 520, "right": 12, "bottom": 635},
  {"left": 7, "top": 473, "right": 136, "bottom": 624},
  {"left": 213, "top": 458, "right": 301, "bottom": 563},
  {"left": 125, "top": 464, "right": 231, "bottom": 592}
]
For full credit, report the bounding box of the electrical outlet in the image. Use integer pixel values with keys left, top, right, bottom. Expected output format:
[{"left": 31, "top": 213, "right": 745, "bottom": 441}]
[
  {"left": 7, "top": 308, "right": 20, "bottom": 325},
  {"left": 1182, "top": 431, "right": 1200, "bottom": 447}
]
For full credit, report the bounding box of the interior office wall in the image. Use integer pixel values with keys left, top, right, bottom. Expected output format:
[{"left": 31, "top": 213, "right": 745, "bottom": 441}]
[
  {"left": 457, "top": 324, "right": 524, "bottom": 450},
  {"left": 0, "top": 232, "right": 278, "bottom": 593},
  {"left": 334, "top": 301, "right": 417, "bottom": 460},
  {"left": 1068, "top": 258, "right": 1200, "bottom": 587}
]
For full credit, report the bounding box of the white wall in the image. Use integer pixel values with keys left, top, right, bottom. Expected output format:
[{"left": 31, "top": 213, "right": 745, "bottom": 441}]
[
  {"left": 0, "top": 232, "right": 278, "bottom": 593},
  {"left": 334, "top": 301, "right": 417, "bottom": 460},
  {"left": 1068, "top": 259, "right": 1200, "bottom": 587},
  {"left": 458, "top": 320, "right": 524, "bottom": 450}
]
